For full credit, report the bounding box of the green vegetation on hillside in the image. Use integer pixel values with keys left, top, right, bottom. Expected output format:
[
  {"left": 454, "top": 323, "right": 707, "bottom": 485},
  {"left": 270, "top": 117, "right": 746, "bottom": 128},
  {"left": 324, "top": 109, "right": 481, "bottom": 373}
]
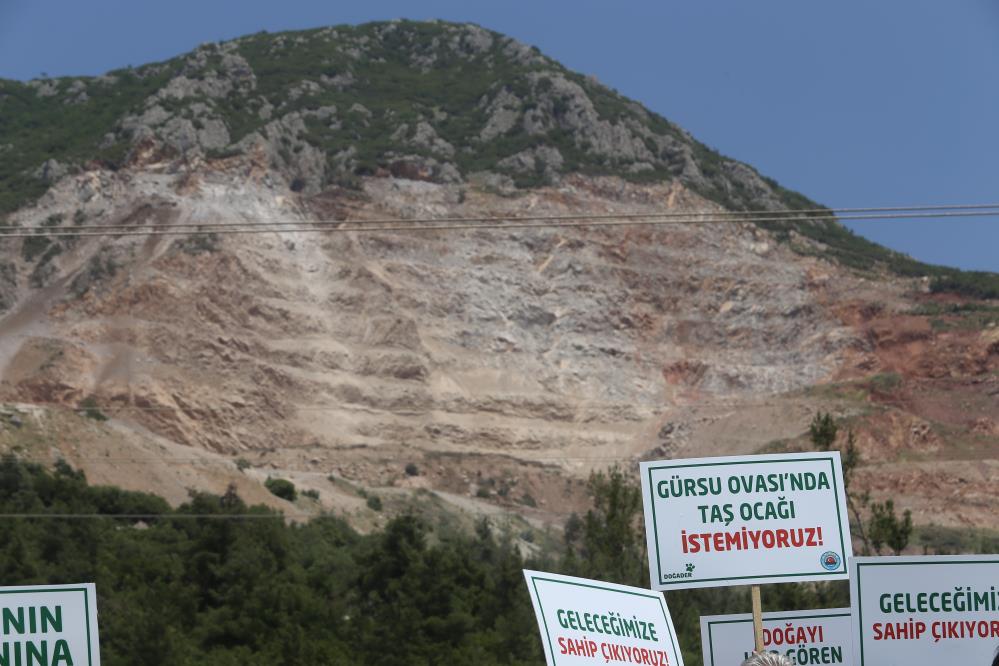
[
  {"left": 2, "top": 21, "right": 693, "bottom": 214},
  {"left": 0, "top": 457, "right": 541, "bottom": 665},
  {"left": 0, "top": 68, "right": 175, "bottom": 214},
  {"left": 914, "top": 524, "right": 999, "bottom": 555},
  {"left": 757, "top": 214, "right": 999, "bottom": 299},
  {"left": 910, "top": 301, "right": 999, "bottom": 329}
]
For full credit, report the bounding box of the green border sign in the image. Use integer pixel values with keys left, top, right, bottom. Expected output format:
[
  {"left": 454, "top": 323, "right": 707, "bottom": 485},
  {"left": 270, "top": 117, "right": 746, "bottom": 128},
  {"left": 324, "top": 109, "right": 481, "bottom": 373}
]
[
  {"left": 700, "top": 608, "right": 852, "bottom": 666},
  {"left": 0, "top": 583, "right": 100, "bottom": 666},
  {"left": 640, "top": 453, "right": 852, "bottom": 590},
  {"left": 851, "top": 555, "right": 999, "bottom": 665},
  {"left": 524, "top": 570, "right": 684, "bottom": 666}
]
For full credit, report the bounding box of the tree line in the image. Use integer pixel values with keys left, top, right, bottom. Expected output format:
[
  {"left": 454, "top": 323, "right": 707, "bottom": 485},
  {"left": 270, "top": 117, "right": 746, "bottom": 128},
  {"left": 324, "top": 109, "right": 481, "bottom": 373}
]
[
  {"left": 0, "top": 452, "right": 865, "bottom": 666},
  {"left": 0, "top": 410, "right": 923, "bottom": 664}
]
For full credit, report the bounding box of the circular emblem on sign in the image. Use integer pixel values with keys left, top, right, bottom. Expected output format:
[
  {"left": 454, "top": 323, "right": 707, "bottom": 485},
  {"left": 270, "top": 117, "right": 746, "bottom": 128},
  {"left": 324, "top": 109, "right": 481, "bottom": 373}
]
[{"left": 820, "top": 551, "right": 842, "bottom": 571}]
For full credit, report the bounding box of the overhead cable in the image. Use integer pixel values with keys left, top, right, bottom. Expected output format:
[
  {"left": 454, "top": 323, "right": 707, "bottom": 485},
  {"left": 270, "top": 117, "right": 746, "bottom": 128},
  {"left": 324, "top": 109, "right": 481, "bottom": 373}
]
[{"left": 1, "top": 208, "right": 998, "bottom": 239}]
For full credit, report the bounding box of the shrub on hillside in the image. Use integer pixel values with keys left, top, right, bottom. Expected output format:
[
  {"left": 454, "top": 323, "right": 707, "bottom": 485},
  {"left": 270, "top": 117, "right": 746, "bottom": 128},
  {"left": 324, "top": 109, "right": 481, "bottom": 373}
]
[{"left": 264, "top": 477, "right": 297, "bottom": 501}]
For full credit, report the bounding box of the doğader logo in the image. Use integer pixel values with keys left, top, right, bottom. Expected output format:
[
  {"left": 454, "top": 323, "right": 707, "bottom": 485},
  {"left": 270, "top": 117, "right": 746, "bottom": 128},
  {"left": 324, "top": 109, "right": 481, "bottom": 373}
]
[
  {"left": 663, "top": 564, "right": 695, "bottom": 581},
  {"left": 820, "top": 551, "right": 841, "bottom": 571}
]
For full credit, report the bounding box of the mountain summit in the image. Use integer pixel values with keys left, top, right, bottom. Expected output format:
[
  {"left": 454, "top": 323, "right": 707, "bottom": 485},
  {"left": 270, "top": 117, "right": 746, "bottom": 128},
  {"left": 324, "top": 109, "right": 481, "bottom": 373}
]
[{"left": 1, "top": 20, "right": 806, "bottom": 215}]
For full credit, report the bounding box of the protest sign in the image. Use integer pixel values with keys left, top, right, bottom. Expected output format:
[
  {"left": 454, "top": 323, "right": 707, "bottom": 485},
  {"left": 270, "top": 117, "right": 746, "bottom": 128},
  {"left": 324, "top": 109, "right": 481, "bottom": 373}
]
[
  {"left": 850, "top": 555, "right": 999, "bottom": 665},
  {"left": 640, "top": 452, "right": 851, "bottom": 590},
  {"left": 700, "top": 608, "right": 853, "bottom": 666},
  {"left": 523, "top": 570, "right": 684, "bottom": 666},
  {"left": 0, "top": 583, "right": 101, "bottom": 665}
]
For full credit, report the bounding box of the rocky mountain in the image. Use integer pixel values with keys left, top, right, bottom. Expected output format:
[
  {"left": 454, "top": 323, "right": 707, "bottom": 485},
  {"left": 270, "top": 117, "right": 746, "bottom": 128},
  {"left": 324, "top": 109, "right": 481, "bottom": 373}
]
[
  {"left": 0, "top": 21, "right": 997, "bottom": 546},
  {"left": 0, "top": 20, "right": 813, "bottom": 216}
]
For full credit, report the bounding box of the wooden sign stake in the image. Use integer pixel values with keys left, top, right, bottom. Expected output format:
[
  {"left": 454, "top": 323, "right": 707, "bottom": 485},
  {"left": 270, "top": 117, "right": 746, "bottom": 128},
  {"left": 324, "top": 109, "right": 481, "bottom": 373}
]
[{"left": 751, "top": 584, "right": 764, "bottom": 653}]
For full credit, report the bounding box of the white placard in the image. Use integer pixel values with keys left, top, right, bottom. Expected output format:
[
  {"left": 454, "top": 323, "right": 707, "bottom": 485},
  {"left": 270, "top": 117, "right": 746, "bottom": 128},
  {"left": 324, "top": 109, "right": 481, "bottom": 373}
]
[
  {"left": 0, "top": 583, "right": 101, "bottom": 665},
  {"left": 700, "top": 608, "right": 853, "bottom": 666},
  {"left": 523, "top": 570, "right": 684, "bottom": 666},
  {"left": 640, "top": 452, "right": 852, "bottom": 590},
  {"left": 850, "top": 555, "right": 999, "bottom": 665}
]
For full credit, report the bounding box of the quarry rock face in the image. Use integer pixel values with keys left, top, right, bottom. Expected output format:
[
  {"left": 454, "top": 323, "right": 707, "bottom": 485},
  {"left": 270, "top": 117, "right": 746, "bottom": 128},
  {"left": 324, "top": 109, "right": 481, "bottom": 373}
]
[{"left": 2, "top": 161, "right": 995, "bottom": 535}]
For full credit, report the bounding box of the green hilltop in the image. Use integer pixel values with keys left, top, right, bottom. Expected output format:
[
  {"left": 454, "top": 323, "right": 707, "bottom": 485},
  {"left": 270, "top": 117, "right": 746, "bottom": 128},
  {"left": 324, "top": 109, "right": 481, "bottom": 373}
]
[{"left": 0, "top": 20, "right": 808, "bottom": 211}]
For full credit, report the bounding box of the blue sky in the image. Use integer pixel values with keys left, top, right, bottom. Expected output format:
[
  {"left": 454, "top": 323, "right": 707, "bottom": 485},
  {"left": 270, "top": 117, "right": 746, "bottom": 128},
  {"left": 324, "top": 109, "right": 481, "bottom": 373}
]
[{"left": 1, "top": 0, "right": 996, "bottom": 272}]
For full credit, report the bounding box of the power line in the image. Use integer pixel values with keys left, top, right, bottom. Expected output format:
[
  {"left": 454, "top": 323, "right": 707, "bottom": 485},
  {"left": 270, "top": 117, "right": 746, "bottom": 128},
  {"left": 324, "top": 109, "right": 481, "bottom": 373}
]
[
  {"left": 2, "top": 208, "right": 999, "bottom": 240},
  {"left": 4, "top": 202, "right": 998, "bottom": 233}
]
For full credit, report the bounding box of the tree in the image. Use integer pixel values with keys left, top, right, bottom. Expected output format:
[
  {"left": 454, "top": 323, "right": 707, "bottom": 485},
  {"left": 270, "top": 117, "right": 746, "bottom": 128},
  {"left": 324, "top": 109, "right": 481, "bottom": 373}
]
[
  {"left": 839, "top": 430, "right": 872, "bottom": 555},
  {"left": 840, "top": 430, "right": 861, "bottom": 488},
  {"left": 809, "top": 415, "right": 872, "bottom": 554},
  {"left": 809, "top": 412, "right": 838, "bottom": 451},
  {"left": 869, "top": 500, "right": 913, "bottom": 555},
  {"left": 564, "top": 466, "right": 647, "bottom": 587}
]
